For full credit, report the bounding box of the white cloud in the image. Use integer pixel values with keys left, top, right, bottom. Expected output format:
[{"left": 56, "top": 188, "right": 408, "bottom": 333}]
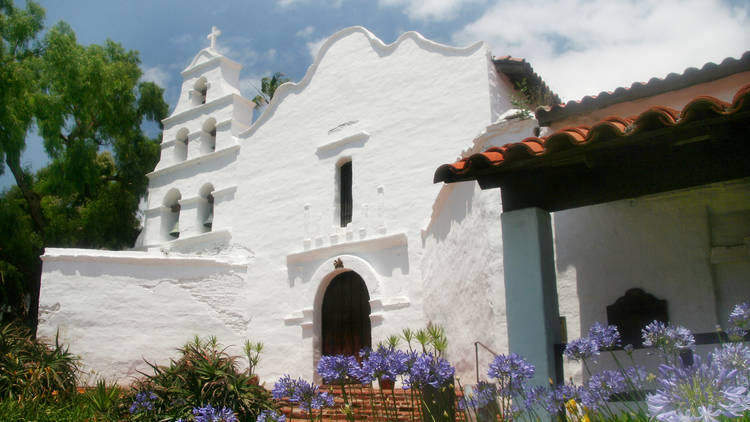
[
  {"left": 141, "top": 66, "right": 171, "bottom": 87},
  {"left": 296, "top": 25, "right": 316, "bottom": 38},
  {"left": 216, "top": 36, "right": 259, "bottom": 66},
  {"left": 379, "top": 0, "right": 486, "bottom": 21},
  {"left": 453, "top": 0, "right": 750, "bottom": 101},
  {"left": 307, "top": 37, "right": 327, "bottom": 60}
]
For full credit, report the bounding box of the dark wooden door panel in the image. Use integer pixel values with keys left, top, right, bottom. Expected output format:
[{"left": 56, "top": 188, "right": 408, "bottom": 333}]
[{"left": 322, "top": 271, "right": 371, "bottom": 357}]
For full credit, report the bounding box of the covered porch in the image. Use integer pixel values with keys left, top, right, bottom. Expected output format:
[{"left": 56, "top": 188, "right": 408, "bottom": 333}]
[{"left": 434, "top": 84, "right": 750, "bottom": 385}]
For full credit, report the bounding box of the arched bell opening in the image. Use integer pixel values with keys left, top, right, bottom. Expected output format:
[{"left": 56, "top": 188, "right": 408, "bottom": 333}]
[
  {"left": 191, "top": 76, "right": 208, "bottom": 106},
  {"left": 174, "top": 128, "right": 189, "bottom": 162},
  {"left": 161, "top": 188, "right": 182, "bottom": 241},
  {"left": 201, "top": 118, "right": 217, "bottom": 154},
  {"left": 198, "top": 183, "right": 215, "bottom": 233}
]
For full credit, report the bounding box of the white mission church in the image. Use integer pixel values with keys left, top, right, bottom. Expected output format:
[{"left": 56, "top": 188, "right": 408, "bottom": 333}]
[{"left": 37, "top": 26, "right": 750, "bottom": 386}]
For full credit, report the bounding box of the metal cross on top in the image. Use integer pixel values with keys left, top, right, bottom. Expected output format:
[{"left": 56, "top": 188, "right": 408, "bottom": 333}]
[{"left": 207, "top": 26, "right": 221, "bottom": 49}]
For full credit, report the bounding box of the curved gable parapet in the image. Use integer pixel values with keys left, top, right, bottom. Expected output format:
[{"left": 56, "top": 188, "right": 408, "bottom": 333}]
[
  {"left": 185, "top": 49, "right": 220, "bottom": 70},
  {"left": 239, "top": 26, "right": 486, "bottom": 138}
]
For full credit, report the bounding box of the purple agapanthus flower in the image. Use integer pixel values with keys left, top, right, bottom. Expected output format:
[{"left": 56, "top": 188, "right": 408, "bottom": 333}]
[
  {"left": 317, "top": 354, "right": 360, "bottom": 384},
  {"left": 256, "top": 410, "right": 286, "bottom": 422},
  {"left": 192, "top": 404, "right": 238, "bottom": 422},
  {"left": 647, "top": 354, "right": 750, "bottom": 421},
  {"left": 255, "top": 410, "right": 286, "bottom": 422},
  {"left": 642, "top": 321, "right": 695, "bottom": 359},
  {"left": 402, "top": 352, "right": 455, "bottom": 390},
  {"left": 356, "top": 345, "right": 409, "bottom": 384},
  {"left": 487, "top": 353, "right": 535, "bottom": 394},
  {"left": 129, "top": 391, "right": 158, "bottom": 414},
  {"left": 537, "top": 382, "right": 583, "bottom": 414},
  {"left": 712, "top": 343, "right": 750, "bottom": 386},
  {"left": 458, "top": 381, "right": 497, "bottom": 410},
  {"left": 587, "top": 322, "right": 621, "bottom": 349},
  {"left": 728, "top": 302, "right": 750, "bottom": 340},
  {"left": 581, "top": 370, "right": 627, "bottom": 409},
  {"left": 291, "top": 379, "right": 334, "bottom": 412},
  {"left": 564, "top": 337, "right": 600, "bottom": 361},
  {"left": 272, "top": 375, "right": 299, "bottom": 400}
]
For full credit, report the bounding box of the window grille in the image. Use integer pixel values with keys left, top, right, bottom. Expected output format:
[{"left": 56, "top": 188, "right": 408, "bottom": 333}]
[{"left": 340, "top": 161, "right": 352, "bottom": 227}]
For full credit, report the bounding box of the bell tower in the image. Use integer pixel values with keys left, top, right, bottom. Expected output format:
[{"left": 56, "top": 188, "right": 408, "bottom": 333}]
[{"left": 138, "top": 27, "right": 254, "bottom": 251}]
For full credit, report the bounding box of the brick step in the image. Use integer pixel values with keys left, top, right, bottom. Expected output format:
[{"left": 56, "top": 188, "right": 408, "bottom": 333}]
[{"left": 275, "top": 385, "right": 465, "bottom": 422}]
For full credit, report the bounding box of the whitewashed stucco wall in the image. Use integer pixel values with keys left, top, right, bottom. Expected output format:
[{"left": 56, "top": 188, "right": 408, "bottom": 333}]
[
  {"left": 554, "top": 178, "right": 750, "bottom": 381},
  {"left": 216, "top": 28, "right": 514, "bottom": 382},
  {"left": 38, "top": 27, "right": 517, "bottom": 384},
  {"left": 38, "top": 250, "right": 252, "bottom": 382}
]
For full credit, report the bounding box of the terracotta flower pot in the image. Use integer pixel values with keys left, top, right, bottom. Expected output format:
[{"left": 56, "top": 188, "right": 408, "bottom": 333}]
[{"left": 378, "top": 378, "right": 395, "bottom": 390}]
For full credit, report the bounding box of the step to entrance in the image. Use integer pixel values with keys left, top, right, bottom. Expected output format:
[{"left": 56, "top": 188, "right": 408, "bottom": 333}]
[{"left": 274, "top": 385, "right": 465, "bottom": 422}]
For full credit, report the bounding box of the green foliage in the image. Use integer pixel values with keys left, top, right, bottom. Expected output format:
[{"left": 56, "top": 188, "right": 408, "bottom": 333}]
[
  {"left": 509, "top": 78, "right": 535, "bottom": 120},
  {"left": 0, "top": 0, "right": 168, "bottom": 324},
  {"left": 252, "top": 72, "right": 290, "bottom": 107},
  {"left": 243, "top": 339, "right": 264, "bottom": 377},
  {"left": 403, "top": 323, "right": 448, "bottom": 356},
  {"left": 0, "top": 187, "right": 42, "bottom": 321},
  {"left": 0, "top": 321, "right": 79, "bottom": 402},
  {"left": 0, "top": 394, "right": 97, "bottom": 422},
  {"left": 130, "top": 336, "right": 275, "bottom": 422},
  {"left": 83, "top": 378, "right": 123, "bottom": 420}
]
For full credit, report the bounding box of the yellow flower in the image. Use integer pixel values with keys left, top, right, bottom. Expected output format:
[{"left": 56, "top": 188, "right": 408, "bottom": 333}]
[{"left": 565, "top": 399, "right": 592, "bottom": 422}]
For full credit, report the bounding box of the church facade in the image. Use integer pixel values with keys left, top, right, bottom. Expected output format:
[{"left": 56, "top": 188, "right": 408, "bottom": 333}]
[{"left": 37, "top": 27, "right": 750, "bottom": 386}]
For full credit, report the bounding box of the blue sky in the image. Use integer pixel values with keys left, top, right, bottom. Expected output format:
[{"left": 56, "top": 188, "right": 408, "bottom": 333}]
[{"left": 2, "top": 0, "right": 749, "bottom": 189}]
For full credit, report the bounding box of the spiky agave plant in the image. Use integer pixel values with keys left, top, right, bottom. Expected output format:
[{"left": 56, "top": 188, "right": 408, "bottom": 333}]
[
  {"left": 130, "top": 335, "right": 276, "bottom": 422},
  {"left": 0, "top": 321, "right": 79, "bottom": 402}
]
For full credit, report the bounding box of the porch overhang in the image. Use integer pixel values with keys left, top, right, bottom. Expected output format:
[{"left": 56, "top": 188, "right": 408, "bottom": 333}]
[{"left": 435, "top": 84, "right": 750, "bottom": 212}]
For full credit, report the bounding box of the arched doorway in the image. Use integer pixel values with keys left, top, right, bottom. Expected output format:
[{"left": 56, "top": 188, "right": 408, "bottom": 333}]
[{"left": 321, "top": 271, "right": 371, "bottom": 357}]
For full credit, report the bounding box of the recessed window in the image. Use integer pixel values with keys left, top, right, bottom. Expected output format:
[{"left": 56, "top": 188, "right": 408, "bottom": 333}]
[
  {"left": 607, "top": 288, "right": 668, "bottom": 347},
  {"left": 339, "top": 161, "right": 352, "bottom": 228}
]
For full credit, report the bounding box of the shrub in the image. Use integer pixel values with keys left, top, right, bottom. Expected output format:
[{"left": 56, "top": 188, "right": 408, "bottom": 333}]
[
  {"left": 0, "top": 393, "right": 96, "bottom": 421},
  {"left": 84, "top": 378, "right": 123, "bottom": 419},
  {"left": 0, "top": 321, "right": 79, "bottom": 401},
  {"left": 128, "top": 335, "right": 276, "bottom": 422}
]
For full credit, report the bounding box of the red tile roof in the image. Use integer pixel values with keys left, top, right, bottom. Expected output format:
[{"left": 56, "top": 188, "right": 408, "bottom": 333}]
[
  {"left": 535, "top": 51, "right": 750, "bottom": 126},
  {"left": 434, "top": 83, "right": 750, "bottom": 184}
]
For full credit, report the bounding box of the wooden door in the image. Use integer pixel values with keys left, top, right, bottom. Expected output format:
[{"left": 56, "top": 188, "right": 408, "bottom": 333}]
[{"left": 322, "top": 271, "right": 371, "bottom": 357}]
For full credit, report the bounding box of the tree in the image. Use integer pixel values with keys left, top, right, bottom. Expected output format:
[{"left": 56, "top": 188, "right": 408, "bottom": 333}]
[
  {"left": 0, "top": 0, "right": 46, "bottom": 233},
  {"left": 0, "top": 1, "right": 168, "bottom": 327},
  {"left": 252, "top": 72, "right": 290, "bottom": 107}
]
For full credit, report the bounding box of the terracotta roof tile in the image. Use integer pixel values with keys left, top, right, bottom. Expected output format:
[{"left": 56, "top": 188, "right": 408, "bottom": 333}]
[
  {"left": 535, "top": 51, "right": 750, "bottom": 126},
  {"left": 434, "top": 83, "right": 750, "bottom": 183}
]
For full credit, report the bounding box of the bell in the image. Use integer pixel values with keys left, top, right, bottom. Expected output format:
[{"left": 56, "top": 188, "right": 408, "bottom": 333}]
[
  {"left": 169, "top": 221, "right": 180, "bottom": 238},
  {"left": 203, "top": 209, "right": 213, "bottom": 228}
]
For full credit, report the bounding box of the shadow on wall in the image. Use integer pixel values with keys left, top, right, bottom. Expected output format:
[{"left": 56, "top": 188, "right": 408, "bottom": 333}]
[
  {"left": 421, "top": 181, "right": 475, "bottom": 245},
  {"left": 45, "top": 258, "right": 243, "bottom": 281},
  {"left": 553, "top": 194, "right": 721, "bottom": 337}
]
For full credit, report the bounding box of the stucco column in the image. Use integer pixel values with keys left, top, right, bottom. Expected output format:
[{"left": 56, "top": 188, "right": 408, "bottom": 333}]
[{"left": 500, "top": 207, "right": 562, "bottom": 386}]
